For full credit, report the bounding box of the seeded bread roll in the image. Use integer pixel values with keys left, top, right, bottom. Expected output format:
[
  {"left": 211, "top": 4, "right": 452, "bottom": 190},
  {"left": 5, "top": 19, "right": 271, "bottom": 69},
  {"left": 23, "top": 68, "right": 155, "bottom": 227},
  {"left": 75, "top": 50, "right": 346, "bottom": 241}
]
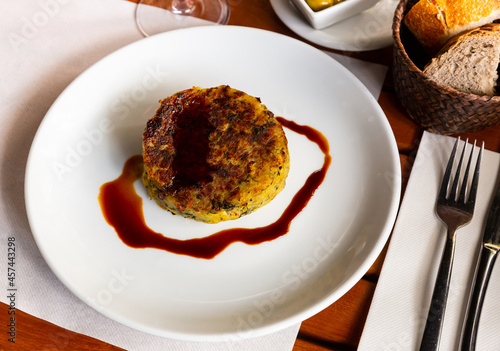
[
  {"left": 423, "top": 23, "right": 500, "bottom": 96},
  {"left": 404, "top": 0, "right": 500, "bottom": 54}
]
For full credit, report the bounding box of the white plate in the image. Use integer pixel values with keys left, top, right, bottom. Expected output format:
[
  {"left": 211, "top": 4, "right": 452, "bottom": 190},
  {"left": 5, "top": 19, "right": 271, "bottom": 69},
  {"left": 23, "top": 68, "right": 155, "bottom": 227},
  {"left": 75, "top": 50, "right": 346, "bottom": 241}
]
[
  {"left": 271, "top": 0, "right": 399, "bottom": 51},
  {"left": 25, "top": 26, "right": 400, "bottom": 341}
]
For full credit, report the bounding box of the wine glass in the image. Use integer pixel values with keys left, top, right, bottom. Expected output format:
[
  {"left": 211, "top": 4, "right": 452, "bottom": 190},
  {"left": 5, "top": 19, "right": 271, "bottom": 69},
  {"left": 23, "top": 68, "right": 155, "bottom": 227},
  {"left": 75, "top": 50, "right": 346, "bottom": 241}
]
[{"left": 135, "top": 0, "right": 230, "bottom": 37}]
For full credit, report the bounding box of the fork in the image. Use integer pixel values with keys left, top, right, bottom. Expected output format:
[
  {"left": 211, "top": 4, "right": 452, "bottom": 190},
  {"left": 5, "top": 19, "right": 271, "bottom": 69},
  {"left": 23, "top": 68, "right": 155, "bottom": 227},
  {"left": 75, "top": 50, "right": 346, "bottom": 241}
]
[{"left": 419, "top": 137, "right": 483, "bottom": 351}]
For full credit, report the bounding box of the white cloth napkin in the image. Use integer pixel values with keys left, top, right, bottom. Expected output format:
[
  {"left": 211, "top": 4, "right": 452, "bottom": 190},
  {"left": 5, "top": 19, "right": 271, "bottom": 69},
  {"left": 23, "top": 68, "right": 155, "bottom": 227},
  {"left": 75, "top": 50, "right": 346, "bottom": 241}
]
[
  {"left": 0, "top": 1, "right": 388, "bottom": 350},
  {"left": 358, "top": 131, "right": 500, "bottom": 351}
]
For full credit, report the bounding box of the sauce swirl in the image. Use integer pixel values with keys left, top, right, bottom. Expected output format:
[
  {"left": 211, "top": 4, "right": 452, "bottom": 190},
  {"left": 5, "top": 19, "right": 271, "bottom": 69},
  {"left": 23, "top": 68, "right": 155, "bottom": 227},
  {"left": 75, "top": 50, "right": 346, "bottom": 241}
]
[{"left": 98, "top": 117, "right": 331, "bottom": 259}]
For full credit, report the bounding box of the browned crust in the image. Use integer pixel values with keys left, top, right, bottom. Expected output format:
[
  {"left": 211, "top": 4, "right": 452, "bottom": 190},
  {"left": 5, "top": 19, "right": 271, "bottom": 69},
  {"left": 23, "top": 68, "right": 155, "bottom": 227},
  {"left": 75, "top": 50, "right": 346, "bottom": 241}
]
[
  {"left": 440, "top": 0, "right": 500, "bottom": 28},
  {"left": 431, "top": 22, "right": 500, "bottom": 56},
  {"left": 142, "top": 85, "right": 290, "bottom": 223},
  {"left": 404, "top": 0, "right": 500, "bottom": 54},
  {"left": 404, "top": 0, "right": 447, "bottom": 54}
]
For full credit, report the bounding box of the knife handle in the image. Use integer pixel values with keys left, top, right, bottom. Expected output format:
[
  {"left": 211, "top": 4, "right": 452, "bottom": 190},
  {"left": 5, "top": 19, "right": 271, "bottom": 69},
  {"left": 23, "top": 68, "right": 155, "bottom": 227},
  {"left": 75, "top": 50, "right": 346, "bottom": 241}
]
[{"left": 460, "top": 245, "right": 499, "bottom": 351}]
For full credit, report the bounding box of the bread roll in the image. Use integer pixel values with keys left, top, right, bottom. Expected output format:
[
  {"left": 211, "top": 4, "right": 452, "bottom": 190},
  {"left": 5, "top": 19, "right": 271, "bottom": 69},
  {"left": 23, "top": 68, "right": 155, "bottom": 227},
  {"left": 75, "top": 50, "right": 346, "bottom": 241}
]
[
  {"left": 423, "top": 23, "right": 500, "bottom": 96},
  {"left": 404, "top": 0, "right": 500, "bottom": 54}
]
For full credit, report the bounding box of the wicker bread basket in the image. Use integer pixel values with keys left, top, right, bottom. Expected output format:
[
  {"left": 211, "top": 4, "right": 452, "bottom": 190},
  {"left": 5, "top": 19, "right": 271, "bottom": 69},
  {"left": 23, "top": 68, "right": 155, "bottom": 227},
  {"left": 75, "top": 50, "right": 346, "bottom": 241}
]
[{"left": 393, "top": 0, "right": 500, "bottom": 135}]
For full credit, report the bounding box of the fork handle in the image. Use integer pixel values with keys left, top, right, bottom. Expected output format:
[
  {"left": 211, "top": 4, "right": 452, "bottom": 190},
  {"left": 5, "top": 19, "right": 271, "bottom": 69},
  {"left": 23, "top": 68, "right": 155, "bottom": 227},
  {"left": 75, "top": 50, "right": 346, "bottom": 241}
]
[
  {"left": 419, "top": 234, "right": 456, "bottom": 351},
  {"left": 460, "top": 246, "right": 498, "bottom": 351}
]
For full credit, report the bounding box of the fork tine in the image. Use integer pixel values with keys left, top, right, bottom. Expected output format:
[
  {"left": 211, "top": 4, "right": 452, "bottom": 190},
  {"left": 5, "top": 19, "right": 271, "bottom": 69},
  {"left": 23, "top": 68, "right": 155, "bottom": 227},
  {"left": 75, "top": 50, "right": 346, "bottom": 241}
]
[
  {"left": 458, "top": 139, "right": 474, "bottom": 204},
  {"left": 439, "top": 137, "right": 460, "bottom": 201},
  {"left": 466, "top": 141, "right": 484, "bottom": 208},
  {"left": 450, "top": 138, "right": 468, "bottom": 201}
]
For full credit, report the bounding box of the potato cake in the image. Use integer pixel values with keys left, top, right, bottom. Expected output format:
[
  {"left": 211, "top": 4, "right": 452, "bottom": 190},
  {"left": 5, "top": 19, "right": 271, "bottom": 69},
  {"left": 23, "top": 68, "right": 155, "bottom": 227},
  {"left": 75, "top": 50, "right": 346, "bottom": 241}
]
[{"left": 142, "top": 85, "right": 290, "bottom": 223}]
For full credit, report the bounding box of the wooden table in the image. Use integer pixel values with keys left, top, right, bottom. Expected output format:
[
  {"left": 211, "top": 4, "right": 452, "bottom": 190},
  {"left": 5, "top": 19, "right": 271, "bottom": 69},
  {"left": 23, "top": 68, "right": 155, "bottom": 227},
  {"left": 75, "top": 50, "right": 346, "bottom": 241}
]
[{"left": 2, "top": 1, "right": 500, "bottom": 350}]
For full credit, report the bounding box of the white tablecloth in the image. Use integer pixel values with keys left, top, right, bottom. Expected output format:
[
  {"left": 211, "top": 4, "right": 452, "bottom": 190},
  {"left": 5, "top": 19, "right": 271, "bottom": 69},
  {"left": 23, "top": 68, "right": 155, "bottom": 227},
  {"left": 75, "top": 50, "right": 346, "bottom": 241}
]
[{"left": 0, "top": 1, "right": 388, "bottom": 349}]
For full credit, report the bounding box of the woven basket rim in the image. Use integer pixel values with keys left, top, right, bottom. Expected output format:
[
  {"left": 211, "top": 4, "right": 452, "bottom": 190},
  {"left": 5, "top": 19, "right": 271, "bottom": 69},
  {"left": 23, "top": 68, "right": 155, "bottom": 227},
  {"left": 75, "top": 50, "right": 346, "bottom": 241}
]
[{"left": 392, "top": 0, "right": 500, "bottom": 103}]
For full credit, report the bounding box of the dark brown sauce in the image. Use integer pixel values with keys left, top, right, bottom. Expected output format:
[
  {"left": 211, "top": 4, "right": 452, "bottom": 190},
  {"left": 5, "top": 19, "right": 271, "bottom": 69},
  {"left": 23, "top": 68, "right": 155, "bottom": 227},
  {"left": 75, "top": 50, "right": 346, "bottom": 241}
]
[
  {"left": 98, "top": 117, "right": 331, "bottom": 259},
  {"left": 169, "top": 98, "right": 214, "bottom": 190}
]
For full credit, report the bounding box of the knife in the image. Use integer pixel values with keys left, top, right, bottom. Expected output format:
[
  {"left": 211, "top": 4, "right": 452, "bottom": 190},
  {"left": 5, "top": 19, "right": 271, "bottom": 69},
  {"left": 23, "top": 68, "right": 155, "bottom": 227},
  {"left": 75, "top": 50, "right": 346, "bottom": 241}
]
[{"left": 460, "top": 177, "right": 500, "bottom": 351}]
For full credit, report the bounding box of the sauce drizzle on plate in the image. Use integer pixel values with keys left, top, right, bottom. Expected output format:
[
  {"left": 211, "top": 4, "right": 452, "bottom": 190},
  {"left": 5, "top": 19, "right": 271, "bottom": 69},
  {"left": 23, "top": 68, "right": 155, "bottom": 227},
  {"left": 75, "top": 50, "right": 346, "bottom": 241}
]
[{"left": 98, "top": 117, "right": 331, "bottom": 259}]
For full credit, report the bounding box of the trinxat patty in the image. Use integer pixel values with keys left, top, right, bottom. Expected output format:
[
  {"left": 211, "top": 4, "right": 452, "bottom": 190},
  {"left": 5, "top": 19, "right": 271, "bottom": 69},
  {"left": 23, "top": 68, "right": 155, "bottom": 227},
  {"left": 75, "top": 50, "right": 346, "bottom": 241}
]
[{"left": 141, "top": 85, "right": 290, "bottom": 223}]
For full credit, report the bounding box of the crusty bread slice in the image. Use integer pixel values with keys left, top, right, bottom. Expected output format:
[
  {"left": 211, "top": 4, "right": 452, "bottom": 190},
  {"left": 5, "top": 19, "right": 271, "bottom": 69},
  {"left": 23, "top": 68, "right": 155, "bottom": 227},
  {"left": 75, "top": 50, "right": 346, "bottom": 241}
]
[
  {"left": 423, "top": 23, "right": 500, "bottom": 96},
  {"left": 404, "top": 0, "right": 500, "bottom": 54}
]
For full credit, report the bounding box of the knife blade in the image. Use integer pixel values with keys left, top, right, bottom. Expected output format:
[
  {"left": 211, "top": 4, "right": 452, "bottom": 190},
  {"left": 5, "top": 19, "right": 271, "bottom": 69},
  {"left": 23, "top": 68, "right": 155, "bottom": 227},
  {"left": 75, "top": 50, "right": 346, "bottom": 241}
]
[{"left": 460, "top": 176, "right": 500, "bottom": 351}]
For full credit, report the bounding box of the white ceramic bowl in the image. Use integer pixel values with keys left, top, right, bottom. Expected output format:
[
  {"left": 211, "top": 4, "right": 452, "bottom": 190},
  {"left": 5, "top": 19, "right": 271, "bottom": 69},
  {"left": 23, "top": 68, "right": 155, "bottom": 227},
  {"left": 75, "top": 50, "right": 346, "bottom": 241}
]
[{"left": 291, "top": 0, "right": 380, "bottom": 29}]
